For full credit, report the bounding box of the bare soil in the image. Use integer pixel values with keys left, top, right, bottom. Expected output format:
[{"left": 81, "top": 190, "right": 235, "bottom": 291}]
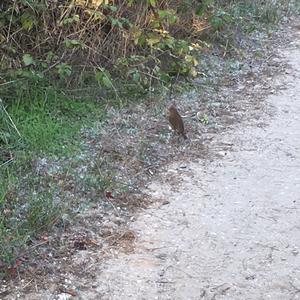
[{"left": 2, "top": 19, "right": 300, "bottom": 300}]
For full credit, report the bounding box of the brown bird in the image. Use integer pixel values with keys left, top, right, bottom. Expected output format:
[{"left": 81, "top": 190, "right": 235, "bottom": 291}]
[{"left": 166, "top": 103, "right": 187, "bottom": 139}]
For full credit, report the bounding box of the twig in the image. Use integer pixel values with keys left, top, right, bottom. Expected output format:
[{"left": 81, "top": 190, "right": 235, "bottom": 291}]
[
  {"left": 0, "top": 79, "right": 23, "bottom": 87},
  {"left": 223, "top": 39, "right": 229, "bottom": 58},
  {"left": 58, "top": 287, "right": 77, "bottom": 297},
  {"left": 105, "top": 195, "right": 121, "bottom": 217},
  {"left": 0, "top": 98, "right": 22, "bottom": 137},
  {"left": 0, "top": 158, "right": 14, "bottom": 168},
  {"left": 156, "top": 280, "right": 175, "bottom": 284},
  {"left": 29, "top": 240, "right": 49, "bottom": 250},
  {"left": 6, "top": 0, "right": 17, "bottom": 42},
  {"left": 21, "top": 279, "right": 34, "bottom": 290}
]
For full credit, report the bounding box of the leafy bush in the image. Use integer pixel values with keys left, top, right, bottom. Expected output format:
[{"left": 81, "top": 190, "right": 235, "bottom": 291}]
[
  {"left": 1, "top": 0, "right": 296, "bottom": 99},
  {"left": 0, "top": 0, "right": 209, "bottom": 98}
]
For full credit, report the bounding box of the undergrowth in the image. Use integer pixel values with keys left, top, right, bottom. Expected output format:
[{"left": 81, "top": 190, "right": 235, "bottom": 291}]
[{"left": 0, "top": 0, "right": 299, "bottom": 274}]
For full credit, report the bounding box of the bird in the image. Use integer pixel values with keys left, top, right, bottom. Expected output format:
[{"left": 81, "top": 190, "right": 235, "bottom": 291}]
[{"left": 166, "top": 102, "right": 187, "bottom": 139}]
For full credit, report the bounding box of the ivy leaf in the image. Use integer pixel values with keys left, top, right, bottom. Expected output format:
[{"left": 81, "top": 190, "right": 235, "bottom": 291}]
[{"left": 22, "top": 54, "right": 35, "bottom": 66}]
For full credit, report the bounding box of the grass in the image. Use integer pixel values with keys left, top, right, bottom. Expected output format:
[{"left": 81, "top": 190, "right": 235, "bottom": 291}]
[
  {"left": 0, "top": 86, "right": 106, "bottom": 269},
  {"left": 2, "top": 87, "right": 105, "bottom": 154}
]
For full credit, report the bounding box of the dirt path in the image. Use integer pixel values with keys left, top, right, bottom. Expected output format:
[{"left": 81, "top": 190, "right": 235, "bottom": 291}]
[{"left": 77, "top": 29, "right": 300, "bottom": 299}]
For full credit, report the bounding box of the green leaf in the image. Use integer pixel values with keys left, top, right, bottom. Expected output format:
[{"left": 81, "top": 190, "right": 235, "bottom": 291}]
[
  {"left": 148, "top": 0, "right": 156, "bottom": 6},
  {"left": 85, "top": 9, "right": 105, "bottom": 20},
  {"left": 127, "top": 0, "right": 134, "bottom": 6},
  {"left": 109, "top": 5, "right": 117, "bottom": 12},
  {"left": 146, "top": 33, "right": 160, "bottom": 47},
  {"left": 15, "top": 69, "right": 43, "bottom": 80},
  {"left": 195, "top": 0, "right": 212, "bottom": 16},
  {"left": 128, "top": 68, "right": 141, "bottom": 83},
  {"left": 95, "top": 68, "right": 113, "bottom": 89},
  {"left": 102, "top": 76, "right": 113, "bottom": 88},
  {"left": 157, "top": 9, "right": 177, "bottom": 24},
  {"left": 22, "top": 54, "right": 34, "bottom": 66},
  {"left": 62, "top": 15, "right": 80, "bottom": 25},
  {"left": 46, "top": 51, "right": 57, "bottom": 63},
  {"left": 20, "top": 11, "right": 37, "bottom": 31},
  {"left": 64, "top": 39, "right": 83, "bottom": 48},
  {"left": 56, "top": 63, "right": 72, "bottom": 78}
]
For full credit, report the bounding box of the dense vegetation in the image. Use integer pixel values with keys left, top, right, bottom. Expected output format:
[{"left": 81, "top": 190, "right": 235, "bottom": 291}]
[
  {"left": 1, "top": 0, "right": 297, "bottom": 99},
  {"left": 0, "top": 0, "right": 299, "bottom": 274}
]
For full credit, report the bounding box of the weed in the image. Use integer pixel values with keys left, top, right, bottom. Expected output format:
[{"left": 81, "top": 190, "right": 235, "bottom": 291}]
[
  {"left": 0, "top": 85, "right": 106, "bottom": 268},
  {"left": 2, "top": 87, "right": 105, "bottom": 154}
]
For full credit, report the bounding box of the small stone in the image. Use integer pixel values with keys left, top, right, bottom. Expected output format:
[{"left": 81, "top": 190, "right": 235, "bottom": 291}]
[{"left": 281, "top": 257, "right": 287, "bottom": 261}]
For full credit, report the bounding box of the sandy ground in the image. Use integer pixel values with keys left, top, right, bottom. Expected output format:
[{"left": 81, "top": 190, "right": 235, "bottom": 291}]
[{"left": 79, "top": 28, "right": 300, "bottom": 299}]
